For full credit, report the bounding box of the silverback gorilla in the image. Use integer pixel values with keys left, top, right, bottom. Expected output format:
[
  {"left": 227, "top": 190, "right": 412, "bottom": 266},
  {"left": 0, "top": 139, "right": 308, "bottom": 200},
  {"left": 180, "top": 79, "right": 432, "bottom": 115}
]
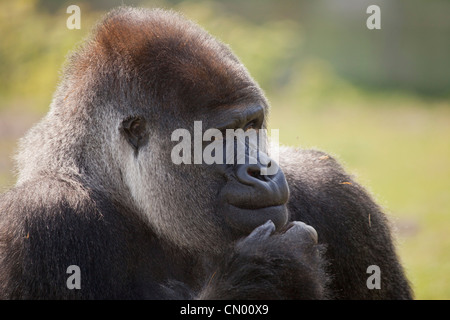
[{"left": 0, "top": 7, "right": 412, "bottom": 299}]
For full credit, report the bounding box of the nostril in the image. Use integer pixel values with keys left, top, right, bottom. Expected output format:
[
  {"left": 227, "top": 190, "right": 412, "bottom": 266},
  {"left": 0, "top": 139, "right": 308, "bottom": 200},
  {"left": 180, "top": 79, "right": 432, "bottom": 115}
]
[
  {"left": 247, "top": 168, "right": 260, "bottom": 179},
  {"left": 236, "top": 164, "right": 265, "bottom": 186},
  {"left": 246, "top": 166, "right": 268, "bottom": 182}
]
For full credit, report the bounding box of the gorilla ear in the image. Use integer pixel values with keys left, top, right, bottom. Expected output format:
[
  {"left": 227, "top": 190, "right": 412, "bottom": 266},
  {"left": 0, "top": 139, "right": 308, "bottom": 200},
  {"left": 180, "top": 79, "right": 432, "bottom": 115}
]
[{"left": 121, "top": 117, "right": 148, "bottom": 152}]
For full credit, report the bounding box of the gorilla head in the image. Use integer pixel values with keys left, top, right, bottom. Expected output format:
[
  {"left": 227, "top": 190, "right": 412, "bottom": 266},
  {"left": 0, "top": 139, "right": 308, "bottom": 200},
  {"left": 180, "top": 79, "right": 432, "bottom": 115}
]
[{"left": 15, "top": 7, "right": 289, "bottom": 254}]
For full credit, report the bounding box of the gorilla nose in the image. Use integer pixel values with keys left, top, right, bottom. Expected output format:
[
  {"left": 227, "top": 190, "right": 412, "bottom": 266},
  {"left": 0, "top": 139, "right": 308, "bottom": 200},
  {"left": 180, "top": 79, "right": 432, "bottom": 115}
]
[
  {"left": 236, "top": 163, "right": 267, "bottom": 185},
  {"left": 234, "top": 160, "right": 289, "bottom": 208}
]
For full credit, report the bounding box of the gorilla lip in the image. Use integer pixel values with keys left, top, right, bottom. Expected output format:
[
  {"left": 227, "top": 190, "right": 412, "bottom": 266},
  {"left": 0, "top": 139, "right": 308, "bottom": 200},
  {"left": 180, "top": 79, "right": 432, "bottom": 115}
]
[
  {"left": 224, "top": 203, "right": 289, "bottom": 235},
  {"left": 229, "top": 203, "right": 285, "bottom": 211}
]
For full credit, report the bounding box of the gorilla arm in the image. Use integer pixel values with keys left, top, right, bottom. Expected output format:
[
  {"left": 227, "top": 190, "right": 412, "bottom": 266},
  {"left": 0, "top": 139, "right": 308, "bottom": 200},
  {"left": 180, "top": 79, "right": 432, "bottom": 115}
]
[{"left": 197, "top": 220, "right": 329, "bottom": 300}]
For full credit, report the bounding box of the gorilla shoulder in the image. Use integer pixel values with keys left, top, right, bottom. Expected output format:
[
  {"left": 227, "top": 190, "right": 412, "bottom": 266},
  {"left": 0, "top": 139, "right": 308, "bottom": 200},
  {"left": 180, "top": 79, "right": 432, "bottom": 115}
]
[
  {"left": 279, "top": 146, "right": 379, "bottom": 225},
  {"left": 0, "top": 176, "right": 153, "bottom": 299},
  {"left": 279, "top": 147, "right": 412, "bottom": 299},
  {"left": 279, "top": 147, "right": 352, "bottom": 190}
]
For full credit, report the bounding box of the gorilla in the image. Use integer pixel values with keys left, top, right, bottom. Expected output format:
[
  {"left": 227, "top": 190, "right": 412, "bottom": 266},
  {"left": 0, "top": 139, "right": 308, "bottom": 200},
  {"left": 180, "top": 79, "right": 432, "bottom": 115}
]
[{"left": 0, "top": 7, "right": 412, "bottom": 299}]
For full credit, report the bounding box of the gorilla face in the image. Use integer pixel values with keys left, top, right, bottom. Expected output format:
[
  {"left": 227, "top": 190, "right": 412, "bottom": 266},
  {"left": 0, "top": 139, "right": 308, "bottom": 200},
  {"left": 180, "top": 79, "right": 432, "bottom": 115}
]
[
  {"left": 119, "top": 100, "right": 290, "bottom": 254},
  {"left": 209, "top": 113, "right": 290, "bottom": 236},
  {"left": 83, "top": 8, "right": 290, "bottom": 253}
]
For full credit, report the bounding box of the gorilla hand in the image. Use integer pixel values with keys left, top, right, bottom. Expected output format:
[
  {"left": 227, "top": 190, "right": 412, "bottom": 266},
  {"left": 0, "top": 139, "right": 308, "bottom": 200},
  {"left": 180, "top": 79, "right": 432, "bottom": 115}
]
[{"left": 198, "top": 220, "right": 328, "bottom": 300}]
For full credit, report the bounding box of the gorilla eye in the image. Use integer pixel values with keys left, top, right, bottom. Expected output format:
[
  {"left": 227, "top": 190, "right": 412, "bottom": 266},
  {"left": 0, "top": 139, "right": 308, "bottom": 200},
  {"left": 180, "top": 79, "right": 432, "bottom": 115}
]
[
  {"left": 244, "top": 120, "right": 258, "bottom": 132},
  {"left": 121, "top": 117, "right": 148, "bottom": 152}
]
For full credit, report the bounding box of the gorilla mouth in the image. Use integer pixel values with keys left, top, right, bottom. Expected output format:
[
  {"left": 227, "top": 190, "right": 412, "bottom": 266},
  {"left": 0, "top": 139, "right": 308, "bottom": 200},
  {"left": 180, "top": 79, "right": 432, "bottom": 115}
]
[
  {"left": 229, "top": 203, "right": 285, "bottom": 211},
  {"left": 223, "top": 203, "right": 289, "bottom": 235},
  {"left": 218, "top": 159, "right": 290, "bottom": 236}
]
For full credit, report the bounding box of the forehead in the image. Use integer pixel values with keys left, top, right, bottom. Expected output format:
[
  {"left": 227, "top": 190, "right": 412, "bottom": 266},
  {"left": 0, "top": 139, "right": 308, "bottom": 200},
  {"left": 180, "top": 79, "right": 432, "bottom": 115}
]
[{"left": 84, "top": 8, "right": 263, "bottom": 111}]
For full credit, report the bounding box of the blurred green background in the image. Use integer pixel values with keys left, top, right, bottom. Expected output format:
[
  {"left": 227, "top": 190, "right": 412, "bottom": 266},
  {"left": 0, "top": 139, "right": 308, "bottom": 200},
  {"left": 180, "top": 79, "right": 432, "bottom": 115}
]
[{"left": 0, "top": 0, "right": 449, "bottom": 299}]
